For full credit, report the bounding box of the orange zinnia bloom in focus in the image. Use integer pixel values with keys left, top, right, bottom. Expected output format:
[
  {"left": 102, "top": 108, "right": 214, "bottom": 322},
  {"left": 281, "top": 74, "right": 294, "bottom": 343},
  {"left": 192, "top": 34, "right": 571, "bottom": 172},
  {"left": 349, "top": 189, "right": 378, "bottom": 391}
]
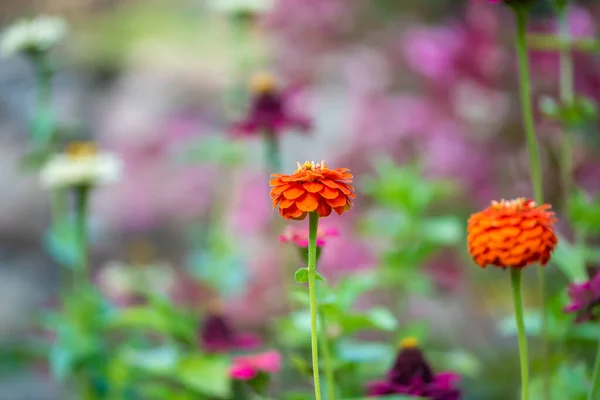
[
  {"left": 467, "top": 198, "right": 558, "bottom": 269},
  {"left": 270, "top": 160, "right": 355, "bottom": 220}
]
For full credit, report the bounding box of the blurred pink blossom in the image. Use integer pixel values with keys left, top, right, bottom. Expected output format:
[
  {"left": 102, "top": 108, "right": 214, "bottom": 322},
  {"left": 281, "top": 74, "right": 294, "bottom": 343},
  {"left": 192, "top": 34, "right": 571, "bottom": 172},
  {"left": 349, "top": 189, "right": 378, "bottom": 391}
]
[
  {"left": 229, "top": 350, "right": 282, "bottom": 380},
  {"left": 279, "top": 224, "right": 339, "bottom": 247}
]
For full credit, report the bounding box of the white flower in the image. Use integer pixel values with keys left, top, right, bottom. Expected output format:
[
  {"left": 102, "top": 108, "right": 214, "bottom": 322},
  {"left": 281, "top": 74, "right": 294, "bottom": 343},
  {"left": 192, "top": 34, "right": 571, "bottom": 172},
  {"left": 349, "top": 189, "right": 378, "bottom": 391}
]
[
  {"left": 40, "top": 142, "right": 122, "bottom": 189},
  {"left": 208, "top": 0, "right": 274, "bottom": 15},
  {"left": 1, "top": 15, "right": 68, "bottom": 56}
]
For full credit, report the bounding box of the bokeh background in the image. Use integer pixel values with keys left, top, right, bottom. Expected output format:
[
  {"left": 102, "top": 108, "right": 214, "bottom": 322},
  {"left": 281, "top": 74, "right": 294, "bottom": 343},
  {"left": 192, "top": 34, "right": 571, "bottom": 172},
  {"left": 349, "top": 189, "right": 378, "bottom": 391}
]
[{"left": 1, "top": 0, "right": 600, "bottom": 399}]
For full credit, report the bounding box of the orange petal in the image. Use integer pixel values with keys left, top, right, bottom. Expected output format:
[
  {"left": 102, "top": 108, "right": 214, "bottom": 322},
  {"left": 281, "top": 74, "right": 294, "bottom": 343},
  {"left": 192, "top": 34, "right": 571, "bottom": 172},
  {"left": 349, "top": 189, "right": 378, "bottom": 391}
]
[
  {"left": 321, "top": 179, "right": 339, "bottom": 189},
  {"left": 271, "top": 184, "right": 291, "bottom": 196},
  {"left": 317, "top": 201, "right": 332, "bottom": 217},
  {"left": 303, "top": 181, "right": 323, "bottom": 193},
  {"left": 326, "top": 194, "right": 347, "bottom": 208},
  {"left": 283, "top": 184, "right": 305, "bottom": 200},
  {"left": 296, "top": 192, "right": 320, "bottom": 212},
  {"left": 320, "top": 186, "right": 339, "bottom": 199},
  {"left": 279, "top": 197, "right": 295, "bottom": 209}
]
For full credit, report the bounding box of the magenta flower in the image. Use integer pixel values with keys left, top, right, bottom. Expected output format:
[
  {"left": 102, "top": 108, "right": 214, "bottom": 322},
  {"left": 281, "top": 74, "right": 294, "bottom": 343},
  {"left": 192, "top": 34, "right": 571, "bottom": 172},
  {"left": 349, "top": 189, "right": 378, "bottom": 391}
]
[
  {"left": 279, "top": 225, "right": 339, "bottom": 248},
  {"left": 231, "top": 72, "right": 311, "bottom": 137},
  {"left": 199, "top": 313, "right": 262, "bottom": 353},
  {"left": 564, "top": 273, "right": 600, "bottom": 323},
  {"left": 366, "top": 338, "right": 462, "bottom": 399},
  {"left": 229, "top": 350, "right": 282, "bottom": 381}
]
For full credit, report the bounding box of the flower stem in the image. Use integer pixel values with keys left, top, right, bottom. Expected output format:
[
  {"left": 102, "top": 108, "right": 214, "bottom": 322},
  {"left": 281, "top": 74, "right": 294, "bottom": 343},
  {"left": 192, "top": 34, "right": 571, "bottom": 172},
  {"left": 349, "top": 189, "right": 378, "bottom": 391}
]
[
  {"left": 308, "top": 211, "right": 323, "bottom": 400},
  {"left": 74, "top": 185, "right": 90, "bottom": 284},
  {"left": 513, "top": 6, "right": 543, "bottom": 203},
  {"left": 558, "top": 9, "right": 575, "bottom": 197},
  {"left": 32, "top": 53, "right": 54, "bottom": 152},
  {"left": 513, "top": 6, "right": 549, "bottom": 396},
  {"left": 264, "top": 131, "right": 281, "bottom": 173},
  {"left": 319, "top": 313, "right": 337, "bottom": 400},
  {"left": 511, "top": 268, "right": 530, "bottom": 400},
  {"left": 589, "top": 338, "right": 600, "bottom": 400}
]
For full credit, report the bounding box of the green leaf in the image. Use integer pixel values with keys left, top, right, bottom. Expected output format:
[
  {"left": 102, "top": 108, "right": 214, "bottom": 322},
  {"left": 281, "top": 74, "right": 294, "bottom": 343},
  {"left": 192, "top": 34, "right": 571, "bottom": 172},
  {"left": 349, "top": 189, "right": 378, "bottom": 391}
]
[
  {"left": 335, "top": 271, "right": 378, "bottom": 309},
  {"left": 176, "top": 354, "right": 231, "bottom": 398},
  {"left": 294, "top": 268, "right": 325, "bottom": 283},
  {"left": 335, "top": 340, "right": 394, "bottom": 364},
  {"left": 365, "top": 307, "right": 397, "bottom": 331},
  {"left": 552, "top": 237, "right": 587, "bottom": 283},
  {"left": 44, "top": 219, "right": 80, "bottom": 270},
  {"left": 49, "top": 344, "right": 74, "bottom": 382},
  {"left": 122, "top": 346, "right": 179, "bottom": 375},
  {"left": 421, "top": 216, "right": 463, "bottom": 245},
  {"left": 295, "top": 268, "right": 308, "bottom": 283}
]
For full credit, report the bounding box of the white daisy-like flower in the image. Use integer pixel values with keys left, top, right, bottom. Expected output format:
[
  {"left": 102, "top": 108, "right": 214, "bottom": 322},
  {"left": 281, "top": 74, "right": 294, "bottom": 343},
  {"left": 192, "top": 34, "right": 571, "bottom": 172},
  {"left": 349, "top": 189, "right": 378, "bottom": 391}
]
[
  {"left": 1, "top": 15, "right": 68, "bottom": 56},
  {"left": 207, "top": 0, "right": 274, "bottom": 15},
  {"left": 40, "top": 142, "right": 123, "bottom": 189}
]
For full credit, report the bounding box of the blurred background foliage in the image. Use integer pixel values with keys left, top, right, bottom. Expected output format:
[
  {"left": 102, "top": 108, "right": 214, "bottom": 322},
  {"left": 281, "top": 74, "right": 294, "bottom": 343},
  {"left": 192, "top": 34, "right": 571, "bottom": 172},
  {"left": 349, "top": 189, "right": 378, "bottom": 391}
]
[{"left": 0, "top": 0, "right": 599, "bottom": 399}]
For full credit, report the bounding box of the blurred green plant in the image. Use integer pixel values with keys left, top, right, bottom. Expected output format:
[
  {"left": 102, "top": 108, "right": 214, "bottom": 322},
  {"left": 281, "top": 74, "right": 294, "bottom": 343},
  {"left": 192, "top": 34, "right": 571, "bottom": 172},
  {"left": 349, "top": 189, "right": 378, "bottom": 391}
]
[{"left": 360, "top": 158, "right": 462, "bottom": 296}]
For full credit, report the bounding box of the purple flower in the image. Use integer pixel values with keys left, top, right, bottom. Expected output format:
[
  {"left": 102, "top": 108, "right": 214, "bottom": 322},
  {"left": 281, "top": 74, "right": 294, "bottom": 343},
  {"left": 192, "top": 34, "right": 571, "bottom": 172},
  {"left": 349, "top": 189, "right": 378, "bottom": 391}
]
[
  {"left": 200, "top": 313, "right": 262, "bottom": 353},
  {"left": 564, "top": 273, "right": 600, "bottom": 323},
  {"left": 231, "top": 72, "right": 311, "bottom": 137},
  {"left": 366, "top": 338, "right": 462, "bottom": 399}
]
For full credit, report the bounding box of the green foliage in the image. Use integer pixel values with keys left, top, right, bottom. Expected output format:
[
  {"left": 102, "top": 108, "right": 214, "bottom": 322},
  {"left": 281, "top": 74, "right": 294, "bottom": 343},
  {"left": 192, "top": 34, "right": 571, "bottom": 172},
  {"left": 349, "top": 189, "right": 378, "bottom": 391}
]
[
  {"left": 540, "top": 95, "right": 597, "bottom": 130},
  {"left": 44, "top": 216, "right": 80, "bottom": 270},
  {"left": 361, "top": 159, "right": 462, "bottom": 293},
  {"left": 498, "top": 291, "right": 600, "bottom": 342},
  {"left": 294, "top": 268, "right": 325, "bottom": 283},
  {"left": 567, "top": 189, "right": 600, "bottom": 236},
  {"left": 530, "top": 363, "right": 589, "bottom": 400}
]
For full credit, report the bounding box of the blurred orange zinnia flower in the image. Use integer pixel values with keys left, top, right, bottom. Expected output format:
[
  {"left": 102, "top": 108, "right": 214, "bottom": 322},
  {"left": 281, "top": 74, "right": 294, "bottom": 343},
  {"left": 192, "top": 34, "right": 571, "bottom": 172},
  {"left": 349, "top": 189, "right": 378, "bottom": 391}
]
[
  {"left": 467, "top": 198, "right": 558, "bottom": 269},
  {"left": 270, "top": 160, "right": 355, "bottom": 220}
]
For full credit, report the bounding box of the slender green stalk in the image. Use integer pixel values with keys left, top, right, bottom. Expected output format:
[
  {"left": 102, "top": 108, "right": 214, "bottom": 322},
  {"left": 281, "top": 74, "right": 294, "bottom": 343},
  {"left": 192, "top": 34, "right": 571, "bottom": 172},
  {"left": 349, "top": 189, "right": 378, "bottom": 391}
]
[
  {"left": 51, "top": 188, "right": 71, "bottom": 294},
  {"left": 74, "top": 185, "right": 90, "bottom": 284},
  {"left": 264, "top": 131, "right": 281, "bottom": 173},
  {"left": 319, "top": 313, "right": 337, "bottom": 400},
  {"left": 32, "top": 53, "right": 54, "bottom": 151},
  {"left": 513, "top": 7, "right": 549, "bottom": 396},
  {"left": 514, "top": 7, "right": 544, "bottom": 203},
  {"left": 307, "top": 211, "right": 323, "bottom": 400},
  {"left": 527, "top": 34, "right": 600, "bottom": 53},
  {"left": 558, "top": 10, "right": 575, "bottom": 196},
  {"left": 511, "top": 269, "right": 530, "bottom": 400},
  {"left": 589, "top": 338, "right": 600, "bottom": 400}
]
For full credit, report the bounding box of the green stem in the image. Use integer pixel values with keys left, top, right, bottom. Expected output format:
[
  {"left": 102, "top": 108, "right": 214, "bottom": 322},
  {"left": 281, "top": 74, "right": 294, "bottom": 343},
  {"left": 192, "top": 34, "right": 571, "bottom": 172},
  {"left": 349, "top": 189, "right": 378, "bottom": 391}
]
[
  {"left": 513, "top": 7, "right": 549, "bottom": 395},
  {"left": 32, "top": 53, "right": 54, "bottom": 151},
  {"left": 74, "top": 185, "right": 90, "bottom": 284},
  {"left": 51, "top": 188, "right": 70, "bottom": 294},
  {"left": 589, "top": 338, "right": 600, "bottom": 400},
  {"left": 514, "top": 6, "right": 544, "bottom": 203},
  {"left": 264, "top": 131, "right": 281, "bottom": 173},
  {"left": 319, "top": 313, "right": 337, "bottom": 400},
  {"left": 527, "top": 34, "right": 600, "bottom": 53},
  {"left": 558, "top": 10, "right": 575, "bottom": 197},
  {"left": 308, "top": 211, "right": 323, "bottom": 400},
  {"left": 511, "top": 268, "right": 530, "bottom": 400}
]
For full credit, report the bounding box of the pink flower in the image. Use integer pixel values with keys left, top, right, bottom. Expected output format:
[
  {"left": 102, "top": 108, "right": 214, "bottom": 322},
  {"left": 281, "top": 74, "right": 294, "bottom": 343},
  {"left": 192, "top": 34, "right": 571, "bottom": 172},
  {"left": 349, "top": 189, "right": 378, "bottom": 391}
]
[
  {"left": 229, "top": 350, "right": 282, "bottom": 381},
  {"left": 231, "top": 72, "right": 311, "bottom": 137},
  {"left": 200, "top": 313, "right": 262, "bottom": 353},
  {"left": 279, "top": 225, "right": 339, "bottom": 248},
  {"left": 564, "top": 272, "right": 600, "bottom": 323}
]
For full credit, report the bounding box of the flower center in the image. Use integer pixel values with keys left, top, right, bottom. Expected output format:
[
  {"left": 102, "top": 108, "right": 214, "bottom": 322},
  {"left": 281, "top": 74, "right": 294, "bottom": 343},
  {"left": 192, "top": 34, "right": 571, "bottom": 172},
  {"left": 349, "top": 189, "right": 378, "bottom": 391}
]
[
  {"left": 399, "top": 336, "right": 419, "bottom": 349},
  {"left": 249, "top": 72, "right": 278, "bottom": 95},
  {"left": 490, "top": 197, "right": 536, "bottom": 211},
  {"left": 295, "top": 160, "right": 327, "bottom": 173},
  {"left": 65, "top": 142, "right": 97, "bottom": 159}
]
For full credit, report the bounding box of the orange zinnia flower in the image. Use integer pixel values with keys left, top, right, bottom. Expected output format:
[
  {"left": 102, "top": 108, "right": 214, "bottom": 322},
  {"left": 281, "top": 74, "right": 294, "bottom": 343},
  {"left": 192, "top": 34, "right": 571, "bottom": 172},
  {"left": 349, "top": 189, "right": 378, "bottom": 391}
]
[
  {"left": 270, "top": 160, "right": 355, "bottom": 220},
  {"left": 467, "top": 198, "right": 558, "bottom": 269}
]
